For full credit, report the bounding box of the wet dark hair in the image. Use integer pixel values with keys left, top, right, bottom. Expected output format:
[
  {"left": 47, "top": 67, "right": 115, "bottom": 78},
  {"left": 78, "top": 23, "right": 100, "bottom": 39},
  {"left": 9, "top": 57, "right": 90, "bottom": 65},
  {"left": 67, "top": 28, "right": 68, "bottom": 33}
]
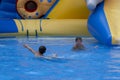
[
  {"left": 39, "top": 46, "right": 46, "bottom": 55},
  {"left": 75, "top": 37, "right": 82, "bottom": 42}
]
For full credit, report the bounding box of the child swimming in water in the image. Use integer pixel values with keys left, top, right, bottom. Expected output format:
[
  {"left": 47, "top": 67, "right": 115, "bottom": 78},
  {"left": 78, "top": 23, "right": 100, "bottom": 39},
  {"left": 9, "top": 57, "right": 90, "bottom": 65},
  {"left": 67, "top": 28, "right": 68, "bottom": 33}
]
[
  {"left": 23, "top": 44, "right": 57, "bottom": 58},
  {"left": 73, "top": 37, "right": 85, "bottom": 50}
]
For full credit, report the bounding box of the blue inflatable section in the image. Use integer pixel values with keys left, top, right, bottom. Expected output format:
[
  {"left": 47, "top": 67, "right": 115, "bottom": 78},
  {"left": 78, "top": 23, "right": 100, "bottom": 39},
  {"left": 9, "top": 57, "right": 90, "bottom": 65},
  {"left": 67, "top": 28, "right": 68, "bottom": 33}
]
[
  {"left": 0, "top": 19, "right": 18, "bottom": 33},
  {"left": 0, "top": 0, "right": 21, "bottom": 19},
  {"left": 88, "top": 2, "right": 112, "bottom": 45}
]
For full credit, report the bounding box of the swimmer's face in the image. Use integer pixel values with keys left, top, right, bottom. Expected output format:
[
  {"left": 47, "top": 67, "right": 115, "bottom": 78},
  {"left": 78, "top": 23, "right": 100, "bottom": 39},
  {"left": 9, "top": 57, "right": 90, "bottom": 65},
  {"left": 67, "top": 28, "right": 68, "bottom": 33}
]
[{"left": 76, "top": 39, "right": 82, "bottom": 44}]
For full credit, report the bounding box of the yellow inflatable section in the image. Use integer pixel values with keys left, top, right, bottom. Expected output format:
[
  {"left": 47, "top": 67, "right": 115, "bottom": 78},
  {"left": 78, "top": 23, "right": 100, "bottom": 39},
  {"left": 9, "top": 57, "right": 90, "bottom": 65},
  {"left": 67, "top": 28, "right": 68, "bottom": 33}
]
[
  {"left": 0, "top": 19, "right": 90, "bottom": 37},
  {"left": 47, "top": 0, "right": 90, "bottom": 19},
  {"left": 0, "top": 0, "right": 91, "bottom": 37},
  {"left": 104, "top": 0, "right": 120, "bottom": 44}
]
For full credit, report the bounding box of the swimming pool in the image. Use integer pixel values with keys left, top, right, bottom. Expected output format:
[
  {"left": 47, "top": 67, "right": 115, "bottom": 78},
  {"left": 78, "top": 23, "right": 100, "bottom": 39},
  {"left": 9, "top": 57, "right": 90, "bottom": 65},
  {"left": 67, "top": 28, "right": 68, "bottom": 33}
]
[{"left": 0, "top": 37, "right": 120, "bottom": 80}]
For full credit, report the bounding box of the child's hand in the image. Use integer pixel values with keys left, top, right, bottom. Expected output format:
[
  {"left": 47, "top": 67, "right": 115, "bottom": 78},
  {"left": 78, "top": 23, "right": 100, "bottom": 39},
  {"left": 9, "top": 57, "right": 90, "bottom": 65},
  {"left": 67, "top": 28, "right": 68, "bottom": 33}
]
[
  {"left": 23, "top": 44, "right": 29, "bottom": 48},
  {"left": 94, "top": 45, "right": 98, "bottom": 48},
  {"left": 52, "top": 53, "right": 57, "bottom": 58}
]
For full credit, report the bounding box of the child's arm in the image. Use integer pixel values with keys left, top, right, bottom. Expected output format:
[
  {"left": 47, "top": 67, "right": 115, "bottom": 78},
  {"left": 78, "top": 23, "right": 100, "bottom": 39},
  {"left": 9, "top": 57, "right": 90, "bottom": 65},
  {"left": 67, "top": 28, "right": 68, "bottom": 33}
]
[
  {"left": 52, "top": 53, "right": 58, "bottom": 58},
  {"left": 23, "top": 44, "right": 37, "bottom": 55}
]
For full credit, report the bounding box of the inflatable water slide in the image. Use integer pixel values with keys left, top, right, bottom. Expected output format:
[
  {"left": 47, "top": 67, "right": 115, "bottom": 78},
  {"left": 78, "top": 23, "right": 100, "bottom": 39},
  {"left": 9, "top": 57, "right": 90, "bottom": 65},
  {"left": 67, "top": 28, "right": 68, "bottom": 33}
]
[
  {"left": 0, "top": 0, "right": 90, "bottom": 37},
  {"left": 87, "top": 0, "right": 120, "bottom": 45},
  {"left": 0, "top": 0, "right": 120, "bottom": 45}
]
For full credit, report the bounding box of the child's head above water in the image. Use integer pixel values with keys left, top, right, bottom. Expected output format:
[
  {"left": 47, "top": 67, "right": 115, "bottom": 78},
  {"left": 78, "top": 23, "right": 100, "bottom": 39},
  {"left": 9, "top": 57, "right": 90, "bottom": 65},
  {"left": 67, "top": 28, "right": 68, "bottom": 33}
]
[
  {"left": 75, "top": 37, "right": 82, "bottom": 42},
  {"left": 39, "top": 46, "right": 46, "bottom": 55},
  {"left": 73, "top": 37, "right": 85, "bottom": 50}
]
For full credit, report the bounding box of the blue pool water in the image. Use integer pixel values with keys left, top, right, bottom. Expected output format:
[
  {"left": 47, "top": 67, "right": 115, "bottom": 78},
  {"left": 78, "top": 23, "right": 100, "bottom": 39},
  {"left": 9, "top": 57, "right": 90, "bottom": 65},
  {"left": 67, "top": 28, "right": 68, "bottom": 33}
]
[{"left": 0, "top": 37, "right": 120, "bottom": 80}]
